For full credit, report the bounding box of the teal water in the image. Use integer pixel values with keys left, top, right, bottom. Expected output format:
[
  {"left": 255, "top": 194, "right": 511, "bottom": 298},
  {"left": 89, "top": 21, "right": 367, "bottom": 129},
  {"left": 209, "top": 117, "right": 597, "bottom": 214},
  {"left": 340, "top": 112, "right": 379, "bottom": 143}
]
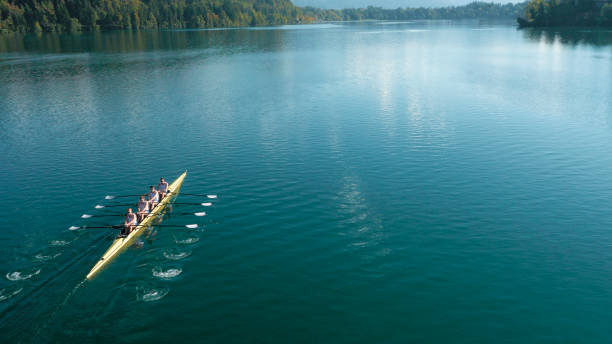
[{"left": 1, "top": 22, "right": 612, "bottom": 343}]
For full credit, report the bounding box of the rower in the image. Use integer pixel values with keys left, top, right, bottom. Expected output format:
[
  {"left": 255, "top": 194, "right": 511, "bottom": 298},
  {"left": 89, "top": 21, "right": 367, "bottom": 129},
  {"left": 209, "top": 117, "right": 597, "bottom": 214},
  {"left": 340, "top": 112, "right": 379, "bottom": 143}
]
[
  {"left": 158, "top": 177, "right": 169, "bottom": 199},
  {"left": 122, "top": 208, "right": 138, "bottom": 236},
  {"left": 147, "top": 185, "right": 159, "bottom": 209},
  {"left": 136, "top": 195, "right": 150, "bottom": 222}
]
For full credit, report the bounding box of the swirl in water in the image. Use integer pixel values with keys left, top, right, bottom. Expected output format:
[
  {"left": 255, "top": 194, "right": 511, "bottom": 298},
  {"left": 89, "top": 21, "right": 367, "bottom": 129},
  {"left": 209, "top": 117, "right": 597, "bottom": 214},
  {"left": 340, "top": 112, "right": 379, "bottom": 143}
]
[
  {"left": 50, "top": 240, "right": 70, "bottom": 246},
  {"left": 137, "top": 286, "right": 169, "bottom": 302},
  {"left": 175, "top": 236, "right": 199, "bottom": 244},
  {"left": 0, "top": 287, "right": 23, "bottom": 301},
  {"left": 152, "top": 267, "right": 182, "bottom": 279},
  {"left": 6, "top": 269, "right": 41, "bottom": 281},
  {"left": 163, "top": 249, "right": 192, "bottom": 260},
  {"left": 34, "top": 252, "right": 61, "bottom": 261}
]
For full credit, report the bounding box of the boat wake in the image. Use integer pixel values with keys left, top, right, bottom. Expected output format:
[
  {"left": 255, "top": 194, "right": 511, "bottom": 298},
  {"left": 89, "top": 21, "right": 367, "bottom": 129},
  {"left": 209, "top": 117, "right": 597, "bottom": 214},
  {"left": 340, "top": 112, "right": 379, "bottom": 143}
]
[
  {"left": 30, "top": 279, "right": 86, "bottom": 341},
  {"left": 6, "top": 268, "right": 41, "bottom": 281},
  {"left": 0, "top": 287, "right": 23, "bottom": 302}
]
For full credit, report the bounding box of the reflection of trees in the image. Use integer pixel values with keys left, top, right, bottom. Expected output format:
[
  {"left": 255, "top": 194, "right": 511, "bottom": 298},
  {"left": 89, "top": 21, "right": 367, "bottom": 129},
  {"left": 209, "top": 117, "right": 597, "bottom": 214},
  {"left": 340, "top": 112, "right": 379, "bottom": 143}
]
[
  {"left": 521, "top": 27, "right": 612, "bottom": 47},
  {"left": 0, "top": 29, "right": 287, "bottom": 54}
]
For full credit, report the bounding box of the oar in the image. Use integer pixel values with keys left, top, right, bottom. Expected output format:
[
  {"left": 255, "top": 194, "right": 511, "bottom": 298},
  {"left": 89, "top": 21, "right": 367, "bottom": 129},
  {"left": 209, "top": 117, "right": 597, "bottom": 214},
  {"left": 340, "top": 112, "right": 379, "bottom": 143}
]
[
  {"left": 171, "top": 202, "right": 213, "bottom": 206},
  {"left": 81, "top": 214, "right": 124, "bottom": 218},
  {"left": 169, "top": 212, "right": 207, "bottom": 216},
  {"left": 94, "top": 202, "right": 211, "bottom": 209},
  {"left": 81, "top": 212, "right": 206, "bottom": 218},
  {"left": 105, "top": 193, "right": 217, "bottom": 200},
  {"left": 69, "top": 224, "right": 199, "bottom": 230},
  {"left": 168, "top": 191, "right": 218, "bottom": 199},
  {"left": 94, "top": 204, "right": 135, "bottom": 209},
  {"left": 104, "top": 195, "right": 143, "bottom": 200}
]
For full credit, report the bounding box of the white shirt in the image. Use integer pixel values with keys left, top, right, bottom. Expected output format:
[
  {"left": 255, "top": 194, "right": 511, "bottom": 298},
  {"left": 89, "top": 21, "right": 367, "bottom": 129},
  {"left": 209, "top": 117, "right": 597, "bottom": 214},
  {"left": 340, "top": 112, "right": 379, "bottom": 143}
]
[{"left": 148, "top": 190, "right": 159, "bottom": 202}]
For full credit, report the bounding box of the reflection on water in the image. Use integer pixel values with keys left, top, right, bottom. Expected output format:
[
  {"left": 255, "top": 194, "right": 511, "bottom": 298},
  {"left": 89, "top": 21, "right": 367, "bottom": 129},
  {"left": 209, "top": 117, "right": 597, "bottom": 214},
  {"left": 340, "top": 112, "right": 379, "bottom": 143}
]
[
  {"left": 0, "top": 28, "right": 289, "bottom": 55},
  {"left": 1, "top": 21, "right": 612, "bottom": 343},
  {"left": 0, "top": 29, "right": 293, "bottom": 85},
  {"left": 521, "top": 27, "right": 612, "bottom": 47}
]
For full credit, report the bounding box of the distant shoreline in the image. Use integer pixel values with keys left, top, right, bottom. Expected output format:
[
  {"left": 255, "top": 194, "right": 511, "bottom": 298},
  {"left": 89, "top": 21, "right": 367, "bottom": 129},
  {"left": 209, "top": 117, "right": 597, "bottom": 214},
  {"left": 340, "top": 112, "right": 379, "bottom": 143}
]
[{"left": 0, "top": 19, "right": 522, "bottom": 36}]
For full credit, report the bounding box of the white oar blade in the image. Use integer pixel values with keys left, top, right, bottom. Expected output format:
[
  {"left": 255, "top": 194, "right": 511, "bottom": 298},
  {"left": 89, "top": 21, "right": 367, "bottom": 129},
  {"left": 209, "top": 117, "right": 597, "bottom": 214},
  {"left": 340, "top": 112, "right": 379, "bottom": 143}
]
[
  {"left": 201, "top": 202, "right": 212, "bottom": 207},
  {"left": 186, "top": 224, "right": 199, "bottom": 229},
  {"left": 95, "top": 205, "right": 105, "bottom": 209},
  {"left": 81, "top": 214, "right": 93, "bottom": 219},
  {"left": 207, "top": 195, "right": 217, "bottom": 199},
  {"left": 105, "top": 195, "right": 115, "bottom": 200},
  {"left": 194, "top": 212, "right": 206, "bottom": 217},
  {"left": 69, "top": 226, "right": 80, "bottom": 231}
]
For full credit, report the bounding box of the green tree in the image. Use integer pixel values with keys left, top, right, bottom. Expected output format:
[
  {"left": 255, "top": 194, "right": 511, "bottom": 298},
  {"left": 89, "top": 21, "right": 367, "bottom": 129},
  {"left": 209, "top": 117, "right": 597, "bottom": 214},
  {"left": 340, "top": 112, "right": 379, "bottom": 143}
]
[
  {"left": 519, "top": 0, "right": 609, "bottom": 27},
  {"left": 602, "top": 3, "right": 612, "bottom": 23},
  {"left": 69, "top": 17, "right": 80, "bottom": 32}
]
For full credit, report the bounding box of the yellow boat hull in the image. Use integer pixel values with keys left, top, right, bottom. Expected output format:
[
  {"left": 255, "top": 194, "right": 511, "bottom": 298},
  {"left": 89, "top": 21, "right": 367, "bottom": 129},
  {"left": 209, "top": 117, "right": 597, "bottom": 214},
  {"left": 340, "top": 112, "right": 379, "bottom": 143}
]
[{"left": 86, "top": 171, "right": 187, "bottom": 279}]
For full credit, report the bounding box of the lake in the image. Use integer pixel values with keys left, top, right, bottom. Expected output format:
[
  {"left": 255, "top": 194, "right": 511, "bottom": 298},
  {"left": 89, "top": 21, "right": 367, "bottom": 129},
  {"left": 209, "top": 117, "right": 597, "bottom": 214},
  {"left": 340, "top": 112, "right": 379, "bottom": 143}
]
[{"left": 1, "top": 21, "right": 612, "bottom": 343}]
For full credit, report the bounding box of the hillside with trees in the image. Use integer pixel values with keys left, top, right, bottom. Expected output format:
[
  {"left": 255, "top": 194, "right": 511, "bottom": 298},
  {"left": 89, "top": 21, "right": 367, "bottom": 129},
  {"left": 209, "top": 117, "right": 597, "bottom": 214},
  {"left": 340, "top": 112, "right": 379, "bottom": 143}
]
[
  {"left": 517, "top": 0, "right": 612, "bottom": 27},
  {"left": 293, "top": 0, "right": 524, "bottom": 9},
  {"left": 303, "top": 2, "right": 527, "bottom": 21},
  {"left": 0, "top": 0, "right": 307, "bottom": 32},
  {"left": 0, "top": 0, "right": 527, "bottom": 33}
]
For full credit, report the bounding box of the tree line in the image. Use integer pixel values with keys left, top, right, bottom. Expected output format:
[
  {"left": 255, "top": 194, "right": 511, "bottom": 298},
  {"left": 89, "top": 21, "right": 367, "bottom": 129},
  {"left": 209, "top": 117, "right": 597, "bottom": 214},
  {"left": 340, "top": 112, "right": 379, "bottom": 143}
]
[
  {"left": 0, "top": 0, "right": 306, "bottom": 32},
  {"left": 518, "top": 0, "right": 612, "bottom": 27},
  {"left": 1, "top": 0, "right": 528, "bottom": 33},
  {"left": 303, "top": 2, "right": 527, "bottom": 22}
]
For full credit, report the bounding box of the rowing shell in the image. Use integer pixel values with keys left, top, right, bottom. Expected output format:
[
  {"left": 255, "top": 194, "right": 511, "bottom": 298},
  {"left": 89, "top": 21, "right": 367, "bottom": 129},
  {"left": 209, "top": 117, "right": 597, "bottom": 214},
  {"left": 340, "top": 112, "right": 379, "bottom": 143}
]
[{"left": 86, "top": 171, "right": 187, "bottom": 279}]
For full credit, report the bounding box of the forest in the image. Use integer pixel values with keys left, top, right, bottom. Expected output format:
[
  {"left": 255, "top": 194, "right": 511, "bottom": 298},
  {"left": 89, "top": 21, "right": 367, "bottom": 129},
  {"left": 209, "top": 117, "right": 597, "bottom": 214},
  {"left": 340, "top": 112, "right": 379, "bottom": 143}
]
[
  {"left": 303, "top": 2, "right": 527, "bottom": 21},
  {"left": 518, "top": 0, "right": 612, "bottom": 26},
  {"left": 1, "top": 0, "right": 527, "bottom": 33},
  {"left": 0, "top": 0, "right": 306, "bottom": 32}
]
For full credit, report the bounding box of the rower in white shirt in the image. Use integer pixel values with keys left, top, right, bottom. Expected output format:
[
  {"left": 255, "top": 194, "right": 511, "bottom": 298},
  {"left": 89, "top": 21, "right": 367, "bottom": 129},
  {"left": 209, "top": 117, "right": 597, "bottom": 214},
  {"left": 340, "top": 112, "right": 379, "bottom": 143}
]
[
  {"left": 122, "top": 208, "right": 138, "bottom": 236},
  {"left": 147, "top": 186, "right": 159, "bottom": 209},
  {"left": 136, "top": 195, "right": 150, "bottom": 222},
  {"left": 158, "top": 177, "right": 169, "bottom": 200}
]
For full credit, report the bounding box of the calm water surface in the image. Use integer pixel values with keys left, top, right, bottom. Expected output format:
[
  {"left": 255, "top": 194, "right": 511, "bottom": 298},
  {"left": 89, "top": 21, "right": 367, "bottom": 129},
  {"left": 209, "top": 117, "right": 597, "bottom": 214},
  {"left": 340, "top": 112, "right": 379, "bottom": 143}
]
[{"left": 1, "top": 21, "right": 612, "bottom": 343}]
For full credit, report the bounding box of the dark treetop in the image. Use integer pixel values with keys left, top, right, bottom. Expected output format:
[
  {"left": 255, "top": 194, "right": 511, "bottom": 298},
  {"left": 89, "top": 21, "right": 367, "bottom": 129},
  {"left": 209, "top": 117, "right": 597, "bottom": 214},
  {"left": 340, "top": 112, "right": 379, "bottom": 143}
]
[{"left": 518, "top": 0, "right": 612, "bottom": 27}]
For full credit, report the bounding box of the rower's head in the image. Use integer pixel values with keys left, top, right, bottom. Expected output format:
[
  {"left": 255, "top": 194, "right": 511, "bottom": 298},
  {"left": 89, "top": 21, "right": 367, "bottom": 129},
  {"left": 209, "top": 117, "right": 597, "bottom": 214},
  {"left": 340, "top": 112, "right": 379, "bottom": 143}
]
[
  {"left": 149, "top": 185, "right": 155, "bottom": 191},
  {"left": 140, "top": 195, "right": 145, "bottom": 201},
  {"left": 127, "top": 208, "right": 133, "bottom": 214},
  {"left": 160, "top": 178, "right": 165, "bottom": 183}
]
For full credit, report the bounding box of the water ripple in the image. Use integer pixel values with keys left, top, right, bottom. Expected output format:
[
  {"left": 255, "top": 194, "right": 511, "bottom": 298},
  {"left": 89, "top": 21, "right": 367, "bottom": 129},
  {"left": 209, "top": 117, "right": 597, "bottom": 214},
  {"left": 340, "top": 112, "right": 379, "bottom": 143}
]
[
  {"left": 175, "top": 236, "right": 200, "bottom": 245},
  {"left": 136, "top": 286, "right": 169, "bottom": 302},
  {"left": 6, "top": 268, "right": 41, "bottom": 281},
  {"left": 163, "top": 248, "right": 192, "bottom": 261},
  {"left": 152, "top": 266, "right": 183, "bottom": 280},
  {"left": 0, "top": 287, "right": 23, "bottom": 302}
]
